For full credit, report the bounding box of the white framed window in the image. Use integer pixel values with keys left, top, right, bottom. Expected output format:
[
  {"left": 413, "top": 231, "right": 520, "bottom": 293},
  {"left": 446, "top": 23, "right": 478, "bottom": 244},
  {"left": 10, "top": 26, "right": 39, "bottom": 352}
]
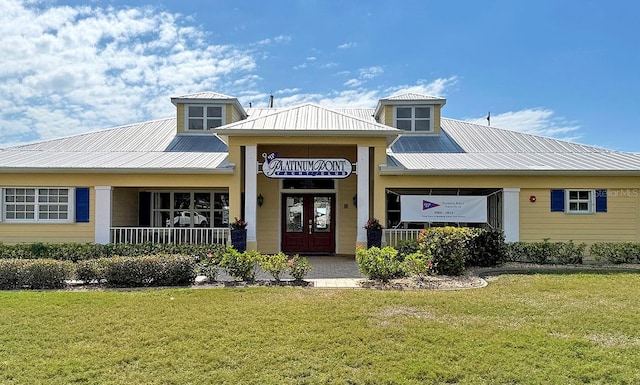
[
  {"left": 150, "top": 191, "right": 229, "bottom": 228},
  {"left": 186, "top": 105, "right": 224, "bottom": 131},
  {"left": 394, "top": 106, "right": 433, "bottom": 132},
  {"left": 2, "top": 187, "right": 74, "bottom": 223},
  {"left": 566, "top": 189, "right": 595, "bottom": 214}
]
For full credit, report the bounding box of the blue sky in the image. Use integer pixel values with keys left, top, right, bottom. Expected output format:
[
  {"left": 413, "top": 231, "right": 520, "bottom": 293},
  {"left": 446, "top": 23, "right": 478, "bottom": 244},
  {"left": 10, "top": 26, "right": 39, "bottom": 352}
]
[{"left": 1, "top": 0, "right": 639, "bottom": 151}]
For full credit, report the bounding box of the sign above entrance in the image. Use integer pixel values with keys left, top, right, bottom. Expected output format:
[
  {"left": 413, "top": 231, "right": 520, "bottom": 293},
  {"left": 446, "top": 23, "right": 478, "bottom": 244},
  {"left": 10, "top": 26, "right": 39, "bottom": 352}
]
[{"left": 261, "top": 152, "right": 353, "bottom": 179}]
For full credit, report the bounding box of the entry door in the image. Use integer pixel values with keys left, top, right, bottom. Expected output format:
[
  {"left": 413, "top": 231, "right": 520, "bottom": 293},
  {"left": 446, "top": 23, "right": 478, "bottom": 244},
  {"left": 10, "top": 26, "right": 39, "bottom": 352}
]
[{"left": 282, "top": 194, "right": 335, "bottom": 254}]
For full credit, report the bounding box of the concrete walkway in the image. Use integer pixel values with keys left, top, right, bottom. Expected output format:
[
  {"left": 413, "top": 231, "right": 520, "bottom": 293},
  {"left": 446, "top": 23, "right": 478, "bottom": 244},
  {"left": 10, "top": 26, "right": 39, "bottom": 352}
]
[{"left": 215, "top": 254, "right": 365, "bottom": 288}]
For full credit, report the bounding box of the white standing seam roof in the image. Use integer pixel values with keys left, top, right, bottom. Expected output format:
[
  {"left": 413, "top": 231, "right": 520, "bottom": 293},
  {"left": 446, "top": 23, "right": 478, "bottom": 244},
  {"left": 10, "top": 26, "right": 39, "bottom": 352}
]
[
  {"left": 1, "top": 100, "right": 639, "bottom": 175},
  {"left": 0, "top": 118, "right": 232, "bottom": 173},
  {"left": 381, "top": 93, "right": 446, "bottom": 101},
  {"left": 216, "top": 103, "right": 400, "bottom": 136}
]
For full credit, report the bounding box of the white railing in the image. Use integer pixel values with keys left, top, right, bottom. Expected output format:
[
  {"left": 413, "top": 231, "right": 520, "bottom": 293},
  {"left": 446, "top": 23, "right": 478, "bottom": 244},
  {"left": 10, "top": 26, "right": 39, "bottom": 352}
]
[
  {"left": 110, "top": 227, "right": 229, "bottom": 245},
  {"left": 384, "top": 229, "right": 422, "bottom": 247}
]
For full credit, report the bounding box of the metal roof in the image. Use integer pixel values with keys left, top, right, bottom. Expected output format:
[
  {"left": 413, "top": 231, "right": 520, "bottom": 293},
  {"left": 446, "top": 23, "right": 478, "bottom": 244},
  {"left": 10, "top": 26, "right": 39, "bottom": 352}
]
[
  {"left": 217, "top": 103, "right": 400, "bottom": 136},
  {"left": 0, "top": 118, "right": 231, "bottom": 173},
  {"left": 381, "top": 93, "right": 445, "bottom": 101},
  {"left": 171, "top": 91, "right": 236, "bottom": 100}
]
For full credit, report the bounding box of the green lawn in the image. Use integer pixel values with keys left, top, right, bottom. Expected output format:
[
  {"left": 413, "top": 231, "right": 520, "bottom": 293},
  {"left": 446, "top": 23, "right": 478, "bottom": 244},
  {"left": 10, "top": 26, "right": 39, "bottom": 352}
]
[{"left": 1, "top": 273, "right": 640, "bottom": 384}]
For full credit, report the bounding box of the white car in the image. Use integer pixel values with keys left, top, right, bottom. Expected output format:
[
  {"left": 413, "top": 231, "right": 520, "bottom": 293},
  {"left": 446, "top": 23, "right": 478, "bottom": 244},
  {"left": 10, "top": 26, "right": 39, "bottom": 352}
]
[{"left": 166, "top": 212, "right": 208, "bottom": 227}]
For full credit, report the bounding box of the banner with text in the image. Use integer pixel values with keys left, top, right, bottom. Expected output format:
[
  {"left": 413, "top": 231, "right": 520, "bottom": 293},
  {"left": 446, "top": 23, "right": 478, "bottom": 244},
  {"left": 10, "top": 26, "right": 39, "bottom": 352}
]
[{"left": 400, "top": 195, "right": 488, "bottom": 223}]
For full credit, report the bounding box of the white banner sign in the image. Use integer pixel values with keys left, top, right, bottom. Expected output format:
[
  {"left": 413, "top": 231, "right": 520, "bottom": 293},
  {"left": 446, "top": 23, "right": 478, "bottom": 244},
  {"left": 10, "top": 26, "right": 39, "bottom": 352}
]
[
  {"left": 400, "top": 195, "right": 488, "bottom": 223},
  {"left": 261, "top": 152, "right": 352, "bottom": 179}
]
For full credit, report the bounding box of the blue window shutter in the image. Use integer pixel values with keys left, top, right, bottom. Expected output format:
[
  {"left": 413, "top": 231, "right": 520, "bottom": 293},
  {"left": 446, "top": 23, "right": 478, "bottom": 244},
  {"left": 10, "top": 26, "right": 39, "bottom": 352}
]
[
  {"left": 75, "top": 188, "right": 90, "bottom": 223},
  {"left": 595, "top": 189, "right": 607, "bottom": 212},
  {"left": 550, "top": 189, "right": 565, "bottom": 212}
]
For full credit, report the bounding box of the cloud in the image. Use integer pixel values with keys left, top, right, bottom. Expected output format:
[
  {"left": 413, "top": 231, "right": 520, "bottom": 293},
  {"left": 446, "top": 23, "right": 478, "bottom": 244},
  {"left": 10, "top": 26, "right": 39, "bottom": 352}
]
[
  {"left": 273, "top": 35, "right": 291, "bottom": 43},
  {"left": 293, "top": 63, "right": 308, "bottom": 70},
  {"left": 359, "top": 66, "right": 384, "bottom": 80},
  {"left": 0, "top": 0, "right": 257, "bottom": 145},
  {"left": 466, "top": 109, "right": 581, "bottom": 141},
  {"left": 343, "top": 79, "right": 361, "bottom": 87},
  {"left": 338, "top": 42, "right": 357, "bottom": 49},
  {"left": 385, "top": 77, "right": 459, "bottom": 97},
  {"left": 306, "top": 56, "right": 316, "bottom": 61}
]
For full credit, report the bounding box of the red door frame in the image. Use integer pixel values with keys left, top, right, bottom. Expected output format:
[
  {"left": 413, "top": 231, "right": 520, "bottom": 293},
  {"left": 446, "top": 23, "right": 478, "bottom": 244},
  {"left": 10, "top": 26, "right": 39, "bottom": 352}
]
[{"left": 281, "top": 193, "right": 336, "bottom": 254}]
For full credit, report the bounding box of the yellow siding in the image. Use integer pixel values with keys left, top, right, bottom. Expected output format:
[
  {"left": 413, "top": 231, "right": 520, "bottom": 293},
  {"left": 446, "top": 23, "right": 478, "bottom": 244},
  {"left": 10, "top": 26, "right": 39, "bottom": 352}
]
[
  {"left": 0, "top": 187, "right": 96, "bottom": 244},
  {"left": 112, "top": 188, "right": 139, "bottom": 227},
  {"left": 384, "top": 105, "right": 393, "bottom": 126},
  {"left": 229, "top": 104, "right": 244, "bottom": 124},
  {"left": 337, "top": 176, "right": 357, "bottom": 254},
  {"left": 176, "top": 103, "right": 185, "bottom": 133},
  {"left": 256, "top": 176, "right": 279, "bottom": 253},
  {"left": 433, "top": 105, "right": 442, "bottom": 135},
  {"left": 520, "top": 187, "right": 640, "bottom": 245}
]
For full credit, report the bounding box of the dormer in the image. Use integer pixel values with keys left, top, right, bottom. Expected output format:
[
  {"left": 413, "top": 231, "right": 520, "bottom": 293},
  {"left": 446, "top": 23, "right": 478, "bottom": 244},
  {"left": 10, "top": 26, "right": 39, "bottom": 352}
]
[
  {"left": 374, "top": 93, "right": 446, "bottom": 135},
  {"left": 170, "top": 92, "right": 248, "bottom": 134}
]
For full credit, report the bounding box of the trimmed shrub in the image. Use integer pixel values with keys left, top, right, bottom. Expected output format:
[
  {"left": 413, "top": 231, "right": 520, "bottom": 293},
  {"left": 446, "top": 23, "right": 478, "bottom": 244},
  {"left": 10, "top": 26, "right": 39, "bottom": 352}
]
[
  {"left": 395, "top": 239, "right": 419, "bottom": 262},
  {"left": 418, "top": 227, "right": 475, "bottom": 276},
  {"left": 356, "top": 246, "right": 404, "bottom": 282},
  {"left": 259, "top": 252, "right": 289, "bottom": 282},
  {"left": 103, "top": 255, "right": 196, "bottom": 287},
  {"left": 75, "top": 259, "right": 109, "bottom": 283},
  {"left": 220, "top": 248, "right": 260, "bottom": 281},
  {"left": 195, "top": 252, "right": 220, "bottom": 282},
  {"left": 402, "top": 251, "right": 433, "bottom": 279},
  {"left": 288, "top": 255, "right": 312, "bottom": 281},
  {"left": 590, "top": 242, "right": 640, "bottom": 264},
  {"left": 0, "top": 259, "right": 73, "bottom": 289},
  {"left": 505, "top": 240, "right": 585, "bottom": 264},
  {"left": 467, "top": 229, "right": 506, "bottom": 267}
]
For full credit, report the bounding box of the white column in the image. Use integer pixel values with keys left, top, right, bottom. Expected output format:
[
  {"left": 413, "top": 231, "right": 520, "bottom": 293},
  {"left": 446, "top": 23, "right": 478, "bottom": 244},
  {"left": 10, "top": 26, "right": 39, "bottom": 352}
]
[
  {"left": 244, "top": 145, "right": 258, "bottom": 243},
  {"left": 94, "top": 186, "right": 112, "bottom": 244},
  {"left": 357, "top": 146, "right": 369, "bottom": 244},
  {"left": 502, "top": 188, "right": 520, "bottom": 242}
]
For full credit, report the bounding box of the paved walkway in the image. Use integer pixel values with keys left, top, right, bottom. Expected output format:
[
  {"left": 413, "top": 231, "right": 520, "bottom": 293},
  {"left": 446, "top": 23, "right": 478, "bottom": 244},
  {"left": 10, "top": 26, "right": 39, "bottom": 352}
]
[{"left": 215, "top": 254, "right": 365, "bottom": 288}]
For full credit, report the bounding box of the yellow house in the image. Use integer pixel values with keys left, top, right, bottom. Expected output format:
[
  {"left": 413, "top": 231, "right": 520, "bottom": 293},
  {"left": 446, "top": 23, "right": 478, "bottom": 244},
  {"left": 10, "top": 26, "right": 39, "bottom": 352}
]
[{"left": 1, "top": 91, "right": 639, "bottom": 253}]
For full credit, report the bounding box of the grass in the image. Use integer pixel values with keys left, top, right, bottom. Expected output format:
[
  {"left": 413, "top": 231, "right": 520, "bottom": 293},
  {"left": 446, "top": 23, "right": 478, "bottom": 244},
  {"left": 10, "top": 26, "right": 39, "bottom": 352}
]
[{"left": 1, "top": 273, "right": 640, "bottom": 384}]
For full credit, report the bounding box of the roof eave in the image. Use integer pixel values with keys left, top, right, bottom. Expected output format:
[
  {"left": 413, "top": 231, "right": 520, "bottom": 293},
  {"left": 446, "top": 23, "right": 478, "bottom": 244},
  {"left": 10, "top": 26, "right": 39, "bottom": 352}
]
[
  {"left": 374, "top": 98, "right": 447, "bottom": 119},
  {"left": 0, "top": 165, "right": 236, "bottom": 175},
  {"left": 379, "top": 166, "right": 640, "bottom": 176},
  {"left": 170, "top": 98, "right": 248, "bottom": 119}
]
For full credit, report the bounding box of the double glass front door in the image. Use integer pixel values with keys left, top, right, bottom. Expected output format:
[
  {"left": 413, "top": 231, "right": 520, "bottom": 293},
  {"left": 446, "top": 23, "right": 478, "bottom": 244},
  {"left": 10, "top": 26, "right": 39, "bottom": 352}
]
[{"left": 282, "top": 194, "right": 335, "bottom": 254}]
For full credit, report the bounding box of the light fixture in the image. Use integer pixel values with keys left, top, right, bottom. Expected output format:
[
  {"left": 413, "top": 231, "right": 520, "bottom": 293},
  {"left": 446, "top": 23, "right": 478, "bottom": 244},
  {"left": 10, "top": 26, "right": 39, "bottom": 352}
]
[
  {"left": 257, "top": 193, "right": 264, "bottom": 207},
  {"left": 352, "top": 194, "right": 357, "bottom": 208}
]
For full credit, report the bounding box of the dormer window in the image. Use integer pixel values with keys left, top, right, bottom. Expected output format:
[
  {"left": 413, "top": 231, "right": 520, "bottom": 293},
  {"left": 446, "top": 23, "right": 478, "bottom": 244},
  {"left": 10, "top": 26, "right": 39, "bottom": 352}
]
[
  {"left": 187, "top": 105, "right": 224, "bottom": 131},
  {"left": 395, "top": 106, "right": 433, "bottom": 132}
]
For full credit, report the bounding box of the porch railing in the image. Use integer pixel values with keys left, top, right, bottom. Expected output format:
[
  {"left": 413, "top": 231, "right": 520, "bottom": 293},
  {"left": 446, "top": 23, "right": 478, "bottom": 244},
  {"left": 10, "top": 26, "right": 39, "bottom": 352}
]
[
  {"left": 384, "top": 229, "right": 422, "bottom": 247},
  {"left": 110, "top": 227, "right": 229, "bottom": 245}
]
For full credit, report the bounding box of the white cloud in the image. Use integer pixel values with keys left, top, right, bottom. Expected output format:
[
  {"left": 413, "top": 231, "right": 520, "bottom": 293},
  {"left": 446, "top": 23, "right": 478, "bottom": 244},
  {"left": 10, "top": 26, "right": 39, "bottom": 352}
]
[
  {"left": 466, "top": 108, "right": 581, "bottom": 140},
  {"left": 276, "top": 88, "right": 301, "bottom": 94},
  {"left": 0, "top": 0, "right": 256, "bottom": 145},
  {"left": 293, "top": 63, "right": 308, "bottom": 70},
  {"left": 338, "top": 42, "right": 357, "bottom": 49},
  {"left": 359, "top": 66, "right": 384, "bottom": 80},
  {"left": 385, "top": 76, "right": 459, "bottom": 97},
  {"left": 321, "top": 62, "right": 338, "bottom": 69},
  {"left": 273, "top": 35, "right": 292, "bottom": 43},
  {"left": 343, "top": 79, "right": 361, "bottom": 87},
  {"left": 306, "top": 56, "right": 316, "bottom": 61}
]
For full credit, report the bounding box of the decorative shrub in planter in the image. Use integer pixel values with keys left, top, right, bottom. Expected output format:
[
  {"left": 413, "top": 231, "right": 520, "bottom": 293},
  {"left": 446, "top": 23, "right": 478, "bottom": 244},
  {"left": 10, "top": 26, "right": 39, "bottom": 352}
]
[
  {"left": 364, "top": 218, "right": 384, "bottom": 248},
  {"left": 230, "top": 217, "right": 247, "bottom": 252}
]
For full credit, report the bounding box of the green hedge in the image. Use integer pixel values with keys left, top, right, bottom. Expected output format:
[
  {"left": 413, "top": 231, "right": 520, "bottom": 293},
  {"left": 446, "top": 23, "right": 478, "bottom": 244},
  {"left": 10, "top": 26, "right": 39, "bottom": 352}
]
[
  {"left": 590, "top": 242, "right": 640, "bottom": 264},
  {"left": 506, "top": 240, "right": 585, "bottom": 264},
  {"left": 102, "top": 255, "right": 197, "bottom": 287},
  {"left": 356, "top": 246, "right": 404, "bottom": 282},
  {"left": 0, "top": 242, "right": 226, "bottom": 261},
  {"left": 0, "top": 259, "right": 74, "bottom": 289}
]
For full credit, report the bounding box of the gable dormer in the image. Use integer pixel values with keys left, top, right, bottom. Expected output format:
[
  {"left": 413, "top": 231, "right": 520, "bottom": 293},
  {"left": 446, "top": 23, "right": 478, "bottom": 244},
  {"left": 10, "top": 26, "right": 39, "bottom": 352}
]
[
  {"left": 374, "top": 93, "right": 446, "bottom": 135},
  {"left": 170, "top": 92, "right": 247, "bottom": 134}
]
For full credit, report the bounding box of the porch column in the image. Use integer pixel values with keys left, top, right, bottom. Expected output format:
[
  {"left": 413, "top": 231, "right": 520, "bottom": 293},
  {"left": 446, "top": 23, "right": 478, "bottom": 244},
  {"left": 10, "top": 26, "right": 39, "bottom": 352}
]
[
  {"left": 356, "top": 146, "right": 370, "bottom": 246},
  {"left": 94, "top": 186, "right": 112, "bottom": 244},
  {"left": 245, "top": 145, "right": 258, "bottom": 249},
  {"left": 502, "top": 188, "right": 520, "bottom": 242}
]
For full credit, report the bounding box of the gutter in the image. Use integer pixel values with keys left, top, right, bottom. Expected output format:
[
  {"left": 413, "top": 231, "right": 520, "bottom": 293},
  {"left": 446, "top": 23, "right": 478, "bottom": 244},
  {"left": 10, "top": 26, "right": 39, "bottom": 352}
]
[
  {"left": 379, "top": 166, "right": 640, "bottom": 177},
  {"left": 0, "top": 164, "right": 236, "bottom": 175}
]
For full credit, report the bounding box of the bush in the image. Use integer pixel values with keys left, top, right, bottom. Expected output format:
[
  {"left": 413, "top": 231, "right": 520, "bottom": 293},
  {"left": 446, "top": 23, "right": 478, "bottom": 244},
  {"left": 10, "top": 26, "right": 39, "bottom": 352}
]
[
  {"left": 0, "top": 259, "right": 73, "bottom": 289},
  {"left": 288, "top": 255, "right": 312, "bottom": 281},
  {"left": 590, "top": 242, "right": 640, "bottom": 264},
  {"left": 220, "top": 248, "right": 260, "bottom": 281},
  {"left": 402, "top": 251, "right": 433, "bottom": 279},
  {"left": 419, "top": 227, "right": 475, "bottom": 276},
  {"left": 103, "top": 255, "right": 196, "bottom": 287},
  {"left": 195, "top": 252, "right": 220, "bottom": 282},
  {"left": 505, "top": 240, "right": 585, "bottom": 264},
  {"left": 395, "top": 239, "right": 419, "bottom": 262},
  {"left": 467, "top": 229, "right": 506, "bottom": 267},
  {"left": 356, "top": 246, "right": 404, "bottom": 282},
  {"left": 75, "top": 259, "right": 109, "bottom": 283},
  {"left": 259, "top": 252, "right": 289, "bottom": 282}
]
